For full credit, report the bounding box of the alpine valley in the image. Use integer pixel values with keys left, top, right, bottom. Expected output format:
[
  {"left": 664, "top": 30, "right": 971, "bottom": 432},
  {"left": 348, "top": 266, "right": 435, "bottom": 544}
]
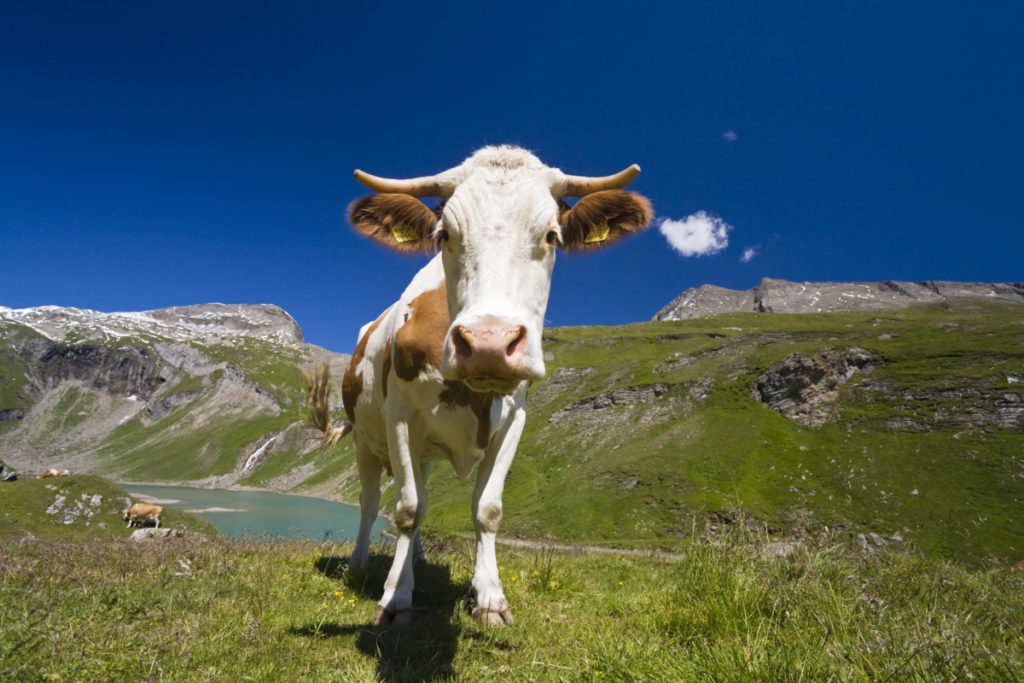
[{"left": 1, "top": 279, "right": 1022, "bottom": 565}]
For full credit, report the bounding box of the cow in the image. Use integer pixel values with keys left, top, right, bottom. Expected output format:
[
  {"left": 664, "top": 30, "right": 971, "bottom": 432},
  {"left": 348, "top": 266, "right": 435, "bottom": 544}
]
[
  {"left": 310, "top": 146, "right": 653, "bottom": 626},
  {"left": 38, "top": 468, "right": 71, "bottom": 478},
  {"left": 123, "top": 502, "right": 163, "bottom": 528}
]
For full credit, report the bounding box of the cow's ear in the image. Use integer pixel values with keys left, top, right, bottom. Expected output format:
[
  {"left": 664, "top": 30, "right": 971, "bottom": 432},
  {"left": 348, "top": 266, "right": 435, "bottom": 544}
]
[
  {"left": 348, "top": 194, "right": 440, "bottom": 253},
  {"left": 558, "top": 190, "right": 653, "bottom": 252}
]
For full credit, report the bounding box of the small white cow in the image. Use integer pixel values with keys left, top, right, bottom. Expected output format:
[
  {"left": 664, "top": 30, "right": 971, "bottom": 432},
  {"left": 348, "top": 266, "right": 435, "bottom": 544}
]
[
  {"left": 315, "top": 146, "right": 652, "bottom": 626},
  {"left": 123, "top": 502, "right": 163, "bottom": 528}
]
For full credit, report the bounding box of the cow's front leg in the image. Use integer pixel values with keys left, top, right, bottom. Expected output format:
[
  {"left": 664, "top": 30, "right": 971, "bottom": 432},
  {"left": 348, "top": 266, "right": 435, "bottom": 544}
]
[
  {"left": 373, "top": 416, "right": 427, "bottom": 627},
  {"left": 471, "top": 394, "right": 526, "bottom": 626}
]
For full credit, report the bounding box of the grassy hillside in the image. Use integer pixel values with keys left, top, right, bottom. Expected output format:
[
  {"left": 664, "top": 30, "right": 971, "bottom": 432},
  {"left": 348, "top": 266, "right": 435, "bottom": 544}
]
[
  {"left": 413, "top": 300, "right": 1024, "bottom": 566},
  {"left": 1, "top": 531, "right": 1021, "bottom": 680},
  {"left": 0, "top": 474, "right": 218, "bottom": 541},
  {"left": 4, "top": 300, "right": 1021, "bottom": 568}
]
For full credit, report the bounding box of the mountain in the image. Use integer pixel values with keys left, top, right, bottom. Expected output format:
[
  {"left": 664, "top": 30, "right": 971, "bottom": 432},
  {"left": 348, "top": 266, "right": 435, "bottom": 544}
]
[
  {"left": 654, "top": 278, "right": 1024, "bottom": 320},
  {"left": 0, "top": 303, "right": 349, "bottom": 494}
]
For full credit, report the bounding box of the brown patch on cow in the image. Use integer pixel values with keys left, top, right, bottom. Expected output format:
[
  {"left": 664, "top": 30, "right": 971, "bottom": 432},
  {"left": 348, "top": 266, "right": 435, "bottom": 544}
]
[
  {"left": 393, "top": 503, "right": 419, "bottom": 532},
  {"left": 477, "top": 501, "right": 503, "bottom": 533},
  {"left": 381, "top": 340, "right": 392, "bottom": 400},
  {"left": 342, "top": 310, "right": 390, "bottom": 422},
  {"left": 394, "top": 281, "right": 450, "bottom": 381},
  {"left": 559, "top": 189, "right": 653, "bottom": 252},
  {"left": 440, "top": 381, "right": 495, "bottom": 449},
  {"left": 348, "top": 194, "right": 442, "bottom": 253}
]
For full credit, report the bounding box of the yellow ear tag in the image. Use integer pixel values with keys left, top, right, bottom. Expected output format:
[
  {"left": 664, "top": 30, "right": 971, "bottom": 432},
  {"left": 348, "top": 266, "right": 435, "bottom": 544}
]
[
  {"left": 584, "top": 223, "right": 611, "bottom": 244},
  {"left": 392, "top": 224, "right": 419, "bottom": 243}
]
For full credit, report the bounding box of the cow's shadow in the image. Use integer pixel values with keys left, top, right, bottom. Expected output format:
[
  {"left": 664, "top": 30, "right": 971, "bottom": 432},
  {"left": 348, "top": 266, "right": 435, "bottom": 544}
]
[{"left": 290, "top": 551, "right": 465, "bottom": 681}]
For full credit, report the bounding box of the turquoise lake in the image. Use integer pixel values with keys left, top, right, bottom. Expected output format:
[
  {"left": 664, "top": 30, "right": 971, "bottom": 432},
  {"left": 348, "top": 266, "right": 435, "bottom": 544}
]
[{"left": 121, "top": 484, "right": 392, "bottom": 543}]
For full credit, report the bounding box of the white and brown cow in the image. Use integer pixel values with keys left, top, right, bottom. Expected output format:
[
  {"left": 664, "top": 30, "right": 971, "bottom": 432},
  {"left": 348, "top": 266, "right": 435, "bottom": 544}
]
[
  {"left": 318, "top": 146, "right": 652, "bottom": 626},
  {"left": 123, "top": 502, "right": 163, "bottom": 528},
  {"left": 38, "top": 468, "right": 71, "bottom": 478}
]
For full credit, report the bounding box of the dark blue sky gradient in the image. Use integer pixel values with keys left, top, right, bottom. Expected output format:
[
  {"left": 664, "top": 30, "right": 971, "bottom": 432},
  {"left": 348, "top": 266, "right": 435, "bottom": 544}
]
[{"left": 2, "top": 2, "right": 1021, "bottom": 350}]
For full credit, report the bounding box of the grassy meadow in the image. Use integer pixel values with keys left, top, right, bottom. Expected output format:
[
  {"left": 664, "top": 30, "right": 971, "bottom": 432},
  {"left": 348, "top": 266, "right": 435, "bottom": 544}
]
[{"left": 2, "top": 528, "right": 1023, "bottom": 681}]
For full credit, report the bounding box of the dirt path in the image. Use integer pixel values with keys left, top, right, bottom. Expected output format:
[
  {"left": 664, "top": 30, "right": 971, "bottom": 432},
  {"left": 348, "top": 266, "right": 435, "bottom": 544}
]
[{"left": 484, "top": 535, "right": 686, "bottom": 560}]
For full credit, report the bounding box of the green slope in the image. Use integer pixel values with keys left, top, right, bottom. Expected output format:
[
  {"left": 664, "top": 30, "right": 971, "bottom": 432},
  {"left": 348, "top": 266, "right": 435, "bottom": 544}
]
[{"left": 417, "top": 300, "right": 1024, "bottom": 565}]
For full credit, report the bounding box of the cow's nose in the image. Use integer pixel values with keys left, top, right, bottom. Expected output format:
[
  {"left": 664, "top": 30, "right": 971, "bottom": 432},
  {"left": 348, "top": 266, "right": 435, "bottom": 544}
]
[{"left": 451, "top": 321, "right": 528, "bottom": 376}]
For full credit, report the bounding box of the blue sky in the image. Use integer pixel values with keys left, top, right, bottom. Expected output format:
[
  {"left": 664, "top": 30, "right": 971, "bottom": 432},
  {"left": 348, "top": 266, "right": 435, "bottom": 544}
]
[{"left": 2, "top": 2, "right": 1021, "bottom": 351}]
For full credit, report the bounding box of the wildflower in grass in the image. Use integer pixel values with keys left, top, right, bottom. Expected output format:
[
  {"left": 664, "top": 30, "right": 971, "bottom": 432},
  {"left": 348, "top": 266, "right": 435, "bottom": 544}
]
[{"left": 334, "top": 590, "right": 344, "bottom": 597}]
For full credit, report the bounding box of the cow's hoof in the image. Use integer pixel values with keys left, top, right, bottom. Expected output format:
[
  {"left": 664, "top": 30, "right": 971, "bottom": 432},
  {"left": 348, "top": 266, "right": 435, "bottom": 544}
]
[
  {"left": 471, "top": 605, "right": 514, "bottom": 626},
  {"left": 371, "top": 604, "right": 413, "bottom": 627}
]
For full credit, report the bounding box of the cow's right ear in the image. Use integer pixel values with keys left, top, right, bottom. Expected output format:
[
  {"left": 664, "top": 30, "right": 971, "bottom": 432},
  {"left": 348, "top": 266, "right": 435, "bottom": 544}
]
[{"left": 348, "top": 194, "right": 440, "bottom": 253}]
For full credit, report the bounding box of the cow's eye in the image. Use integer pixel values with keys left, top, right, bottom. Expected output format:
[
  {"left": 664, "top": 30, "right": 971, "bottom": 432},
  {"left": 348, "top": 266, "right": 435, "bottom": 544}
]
[
  {"left": 436, "top": 229, "right": 450, "bottom": 243},
  {"left": 545, "top": 230, "right": 558, "bottom": 246}
]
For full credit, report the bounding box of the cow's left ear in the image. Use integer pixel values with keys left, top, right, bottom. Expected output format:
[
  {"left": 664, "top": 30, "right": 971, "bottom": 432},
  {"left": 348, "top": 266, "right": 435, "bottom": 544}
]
[
  {"left": 348, "top": 194, "right": 441, "bottom": 253},
  {"left": 558, "top": 190, "right": 654, "bottom": 252}
]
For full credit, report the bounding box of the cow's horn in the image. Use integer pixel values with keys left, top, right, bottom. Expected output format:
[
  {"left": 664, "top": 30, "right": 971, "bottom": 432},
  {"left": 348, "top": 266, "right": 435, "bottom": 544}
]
[
  {"left": 561, "top": 164, "right": 641, "bottom": 197},
  {"left": 353, "top": 169, "right": 444, "bottom": 197}
]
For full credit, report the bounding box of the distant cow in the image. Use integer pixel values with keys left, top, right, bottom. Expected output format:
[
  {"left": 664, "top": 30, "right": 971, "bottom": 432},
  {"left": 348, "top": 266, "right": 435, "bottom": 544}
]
[
  {"left": 123, "top": 503, "right": 163, "bottom": 528},
  {"left": 38, "top": 468, "right": 71, "bottom": 478},
  {"left": 309, "top": 146, "right": 653, "bottom": 626}
]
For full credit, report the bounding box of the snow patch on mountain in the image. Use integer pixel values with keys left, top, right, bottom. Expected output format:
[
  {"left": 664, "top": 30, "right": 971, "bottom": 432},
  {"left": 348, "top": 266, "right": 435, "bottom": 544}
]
[{"left": 0, "top": 303, "right": 304, "bottom": 346}]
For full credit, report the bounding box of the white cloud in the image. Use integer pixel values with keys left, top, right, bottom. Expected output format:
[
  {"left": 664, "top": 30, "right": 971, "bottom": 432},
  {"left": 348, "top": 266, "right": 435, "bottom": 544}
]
[
  {"left": 740, "top": 247, "right": 757, "bottom": 263},
  {"left": 658, "top": 212, "right": 731, "bottom": 257},
  {"left": 722, "top": 130, "right": 738, "bottom": 141}
]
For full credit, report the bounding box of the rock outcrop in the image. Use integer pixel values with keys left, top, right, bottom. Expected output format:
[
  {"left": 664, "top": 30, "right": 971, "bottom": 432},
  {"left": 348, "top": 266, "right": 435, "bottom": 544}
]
[
  {"left": 128, "top": 528, "right": 191, "bottom": 542},
  {"left": 754, "top": 348, "right": 874, "bottom": 427},
  {"left": 0, "top": 458, "right": 17, "bottom": 481},
  {"left": 655, "top": 279, "right": 1024, "bottom": 321},
  {"left": 549, "top": 383, "right": 672, "bottom": 422}
]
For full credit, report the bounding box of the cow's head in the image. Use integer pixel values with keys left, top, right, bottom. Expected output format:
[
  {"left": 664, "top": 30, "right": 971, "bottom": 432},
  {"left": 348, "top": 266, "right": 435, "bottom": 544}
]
[{"left": 348, "top": 146, "right": 652, "bottom": 393}]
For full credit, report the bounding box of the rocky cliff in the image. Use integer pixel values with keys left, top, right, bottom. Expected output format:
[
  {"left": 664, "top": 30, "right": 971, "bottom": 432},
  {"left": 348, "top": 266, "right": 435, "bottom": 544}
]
[{"left": 654, "top": 278, "right": 1024, "bottom": 321}]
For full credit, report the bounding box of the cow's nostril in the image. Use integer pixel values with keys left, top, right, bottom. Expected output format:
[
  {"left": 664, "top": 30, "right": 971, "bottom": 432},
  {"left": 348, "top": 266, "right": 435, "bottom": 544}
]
[
  {"left": 453, "top": 326, "right": 473, "bottom": 359},
  {"left": 506, "top": 326, "right": 527, "bottom": 357}
]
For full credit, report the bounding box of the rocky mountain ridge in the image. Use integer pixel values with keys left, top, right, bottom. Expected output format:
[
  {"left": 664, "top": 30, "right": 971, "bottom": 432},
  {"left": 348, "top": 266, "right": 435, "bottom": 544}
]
[
  {"left": 0, "top": 303, "right": 304, "bottom": 346},
  {"left": 654, "top": 278, "right": 1024, "bottom": 321}
]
